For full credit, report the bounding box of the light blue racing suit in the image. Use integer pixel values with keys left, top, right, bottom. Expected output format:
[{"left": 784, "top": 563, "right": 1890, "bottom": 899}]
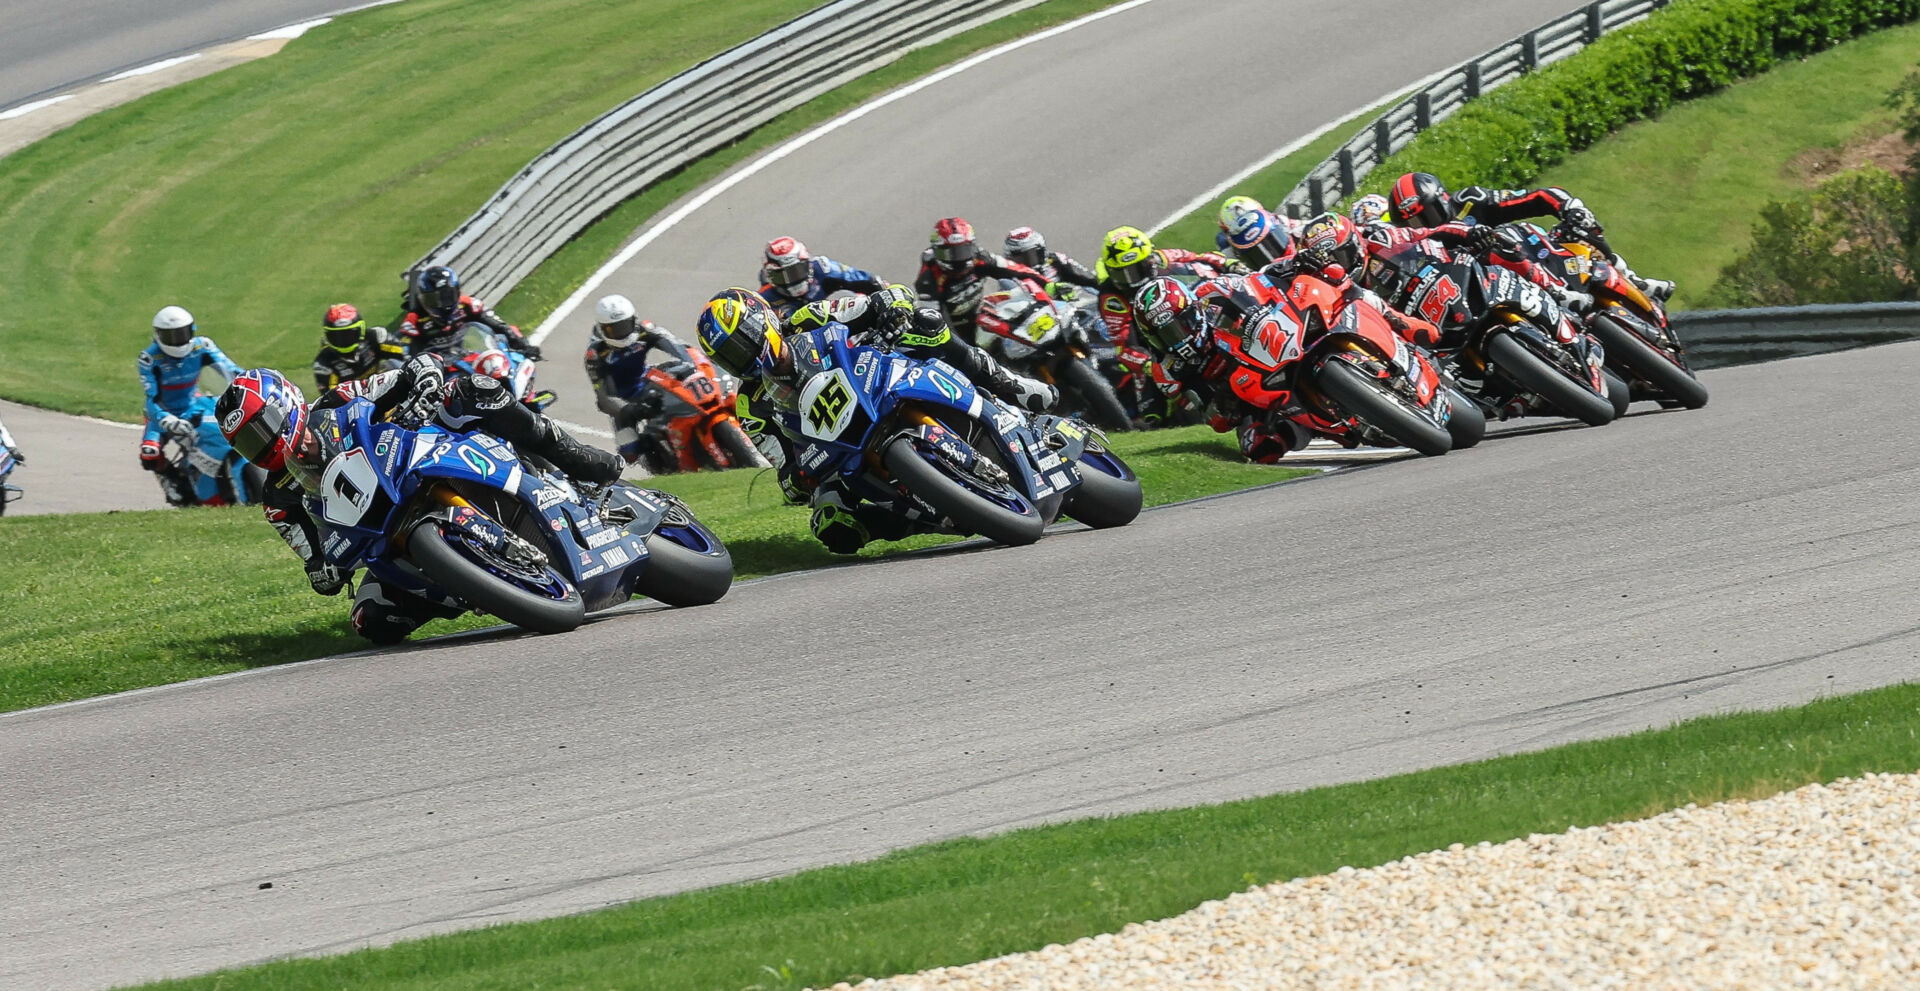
[{"left": 138, "top": 337, "right": 242, "bottom": 501}]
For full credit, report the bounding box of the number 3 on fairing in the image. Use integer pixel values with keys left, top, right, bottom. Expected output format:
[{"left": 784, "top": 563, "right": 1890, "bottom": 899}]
[{"left": 799, "top": 369, "right": 857, "bottom": 440}]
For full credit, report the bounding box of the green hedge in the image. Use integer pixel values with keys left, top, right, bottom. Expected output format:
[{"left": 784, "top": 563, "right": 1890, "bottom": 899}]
[{"left": 1359, "top": 0, "right": 1920, "bottom": 194}]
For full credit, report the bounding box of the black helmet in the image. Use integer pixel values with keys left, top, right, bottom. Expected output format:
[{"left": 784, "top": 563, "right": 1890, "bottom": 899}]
[
  {"left": 1388, "top": 172, "right": 1454, "bottom": 227},
  {"left": 411, "top": 266, "right": 462, "bottom": 320}
]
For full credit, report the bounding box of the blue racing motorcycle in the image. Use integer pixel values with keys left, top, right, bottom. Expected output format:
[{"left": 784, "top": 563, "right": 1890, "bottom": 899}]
[
  {"left": 775, "top": 329, "right": 1144, "bottom": 547},
  {"left": 310, "top": 397, "right": 731, "bottom": 636}
]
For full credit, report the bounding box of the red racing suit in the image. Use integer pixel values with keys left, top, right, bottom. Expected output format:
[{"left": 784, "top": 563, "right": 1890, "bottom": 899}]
[
  {"left": 1362, "top": 221, "right": 1573, "bottom": 297},
  {"left": 1095, "top": 250, "right": 1239, "bottom": 349},
  {"left": 396, "top": 295, "right": 533, "bottom": 358}
]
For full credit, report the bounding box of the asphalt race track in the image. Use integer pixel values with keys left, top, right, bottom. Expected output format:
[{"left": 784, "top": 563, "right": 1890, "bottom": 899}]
[
  {"left": 0, "top": 0, "right": 354, "bottom": 111},
  {"left": 7, "top": 344, "right": 1920, "bottom": 989},
  {"left": 540, "top": 0, "right": 1580, "bottom": 431}
]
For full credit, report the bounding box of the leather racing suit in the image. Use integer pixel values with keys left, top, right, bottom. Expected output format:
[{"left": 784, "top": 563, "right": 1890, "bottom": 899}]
[
  {"left": 138, "top": 336, "right": 242, "bottom": 503},
  {"left": 313, "top": 324, "right": 406, "bottom": 393},
  {"left": 397, "top": 295, "right": 539, "bottom": 359},
  {"left": 583, "top": 320, "right": 697, "bottom": 465},
  {"left": 760, "top": 256, "right": 888, "bottom": 320},
  {"left": 913, "top": 250, "right": 1052, "bottom": 333}
]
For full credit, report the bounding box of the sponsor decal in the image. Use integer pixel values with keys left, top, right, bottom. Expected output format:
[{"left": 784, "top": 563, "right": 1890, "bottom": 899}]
[
  {"left": 993, "top": 410, "right": 1022, "bottom": 435},
  {"left": 550, "top": 518, "right": 564, "bottom": 531},
  {"left": 930, "top": 371, "right": 963, "bottom": 402},
  {"left": 533, "top": 486, "right": 568, "bottom": 510},
  {"left": 584, "top": 528, "right": 624, "bottom": 549},
  {"left": 601, "top": 545, "right": 631, "bottom": 568},
  {"left": 221, "top": 408, "right": 245, "bottom": 433},
  {"left": 460, "top": 447, "right": 494, "bottom": 474}
]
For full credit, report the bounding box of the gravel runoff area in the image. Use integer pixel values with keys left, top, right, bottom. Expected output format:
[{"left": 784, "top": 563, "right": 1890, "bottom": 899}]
[{"left": 824, "top": 774, "right": 1920, "bottom": 990}]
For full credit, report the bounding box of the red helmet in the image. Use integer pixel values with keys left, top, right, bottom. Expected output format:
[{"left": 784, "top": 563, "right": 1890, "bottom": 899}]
[
  {"left": 1389, "top": 172, "right": 1454, "bottom": 227},
  {"left": 322, "top": 303, "right": 365, "bottom": 353},
  {"left": 1298, "top": 212, "right": 1364, "bottom": 277},
  {"left": 762, "top": 236, "right": 814, "bottom": 298},
  {"left": 215, "top": 369, "right": 308, "bottom": 475},
  {"left": 930, "top": 217, "right": 977, "bottom": 270}
]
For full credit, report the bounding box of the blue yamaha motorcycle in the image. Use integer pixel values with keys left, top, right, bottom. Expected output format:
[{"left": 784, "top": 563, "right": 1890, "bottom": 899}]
[
  {"left": 775, "top": 330, "right": 1143, "bottom": 547},
  {"left": 310, "top": 397, "right": 731, "bottom": 637}
]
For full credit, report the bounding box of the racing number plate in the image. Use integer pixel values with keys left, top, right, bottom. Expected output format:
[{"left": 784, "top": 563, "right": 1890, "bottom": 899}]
[
  {"left": 320, "top": 448, "right": 381, "bottom": 527},
  {"left": 799, "top": 368, "right": 858, "bottom": 441}
]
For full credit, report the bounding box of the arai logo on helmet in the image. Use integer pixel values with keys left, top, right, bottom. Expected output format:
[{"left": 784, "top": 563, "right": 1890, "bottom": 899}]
[{"left": 221, "top": 408, "right": 246, "bottom": 434}]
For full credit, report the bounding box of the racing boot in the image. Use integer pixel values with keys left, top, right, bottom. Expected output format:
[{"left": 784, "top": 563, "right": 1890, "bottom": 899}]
[
  {"left": 936, "top": 338, "right": 1058, "bottom": 413},
  {"left": 451, "top": 373, "right": 623, "bottom": 485},
  {"left": 809, "top": 485, "right": 912, "bottom": 554},
  {"left": 527, "top": 414, "right": 623, "bottom": 486},
  {"left": 1612, "top": 254, "right": 1675, "bottom": 302}
]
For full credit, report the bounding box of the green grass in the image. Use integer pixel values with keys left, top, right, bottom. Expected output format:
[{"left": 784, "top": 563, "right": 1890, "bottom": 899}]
[
  {"left": 1520, "top": 21, "right": 1920, "bottom": 310},
  {"left": 1153, "top": 93, "right": 1406, "bottom": 254},
  {"left": 0, "top": 426, "right": 1301, "bottom": 713},
  {"left": 0, "top": 0, "right": 1133, "bottom": 422},
  {"left": 137, "top": 680, "right": 1920, "bottom": 990}
]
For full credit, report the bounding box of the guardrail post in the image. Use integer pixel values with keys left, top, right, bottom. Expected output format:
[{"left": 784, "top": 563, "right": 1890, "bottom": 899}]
[
  {"left": 1415, "top": 91, "right": 1432, "bottom": 130},
  {"left": 1522, "top": 31, "right": 1539, "bottom": 70},
  {"left": 1586, "top": 2, "right": 1604, "bottom": 42},
  {"left": 1464, "top": 61, "right": 1482, "bottom": 99},
  {"left": 1374, "top": 117, "right": 1393, "bottom": 160},
  {"left": 1337, "top": 149, "right": 1357, "bottom": 196},
  {"left": 1308, "top": 177, "right": 1326, "bottom": 216}
]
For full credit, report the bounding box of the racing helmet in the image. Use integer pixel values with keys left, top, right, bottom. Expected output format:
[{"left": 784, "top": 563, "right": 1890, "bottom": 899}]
[
  {"left": 1129, "top": 276, "right": 1204, "bottom": 356},
  {"left": 594, "top": 293, "right": 641, "bottom": 348},
  {"left": 1226, "top": 208, "right": 1295, "bottom": 268},
  {"left": 322, "top": 304, "right": 365, "bottom": 353},
  {"left": 697, "top": 296, "right": 783, "bottom": 379},
  {"left": 1216, "top": 195, "right": 1263, "bottom": 234},
  {"left": 1388, "top": 172, "right": 1454, "bottom": 227},
  {"left": 762, "top": 237, "right": 815, "bottom": 299},
  {"left": 153, "top": 305, "right": 196, "bottom": 358},
  {"left": 216, "top": 369, "right": 308, "bottom": 479},
  {"left": 1299, "top": 212, "right": 1365, "bottom": 277},
  {"left": 1101, "top": 226, "right": 1159, "bottom": 295},
  {"left": 930, "top": 217, "right": 977, "bottom": 271},
  {"left": 1191, "top": 277, "right": 1268, "bottom": 336},
  {"left": 1004, "top": 226, "right": 1047, "bottom": 269},
  {"left": 410, "top": 266, "right": 462, "bottom": 321},
  {"left": 1349, "top": 193, "right": 1391, "bottom": 228}
]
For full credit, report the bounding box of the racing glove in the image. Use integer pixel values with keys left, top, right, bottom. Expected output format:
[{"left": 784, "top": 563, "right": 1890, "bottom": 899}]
[
  {"left": 515, "top": 341, "right": 545, "bottom": 361},
  {"left": 159, "top": 413, "right": 195, "bottom": 439},
  {"left": 621, "top": 390, "right": 664, "bottom": 424},
  {"left": 139, "top": 439, "right": 164, "bottom": 469},
  {"left": 5, "top": 447, "right": 21, "bottom": 465},
  {"left": 307, "top": 563, "right": 350, "bottom": 596}
]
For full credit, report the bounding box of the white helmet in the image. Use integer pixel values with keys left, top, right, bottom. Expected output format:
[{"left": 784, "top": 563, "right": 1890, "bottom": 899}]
[
  {"left": 153, "top": 305, "right": 196, "bottom": 358},
  {"left": 594, "top": 293, "right": 641, "bottom": 348}
]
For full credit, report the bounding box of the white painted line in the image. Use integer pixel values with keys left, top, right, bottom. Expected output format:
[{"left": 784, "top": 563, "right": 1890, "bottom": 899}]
[
  {"left": 0, "top": 95, "right": 73, "bottom": 120},
  {"left": 249, "top": 17, "right": 332, "bottom": 41},
  {"left": 554, "top": 417, "right": 614, "bottom": 440},
  {"left": 80, "top": 415, "right": 141, "bottom": 431},
  {"left": 530, "top": 0, "right": 1165, "bottom": 345},
  {"left": 1146, "top": 64, "right": 1456, "bottom": 235},
  {"left": 102, "top": 54, "right": 203, "bottom": 82}
]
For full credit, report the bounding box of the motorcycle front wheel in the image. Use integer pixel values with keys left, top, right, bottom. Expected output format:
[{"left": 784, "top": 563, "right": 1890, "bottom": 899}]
[
  {"left": 1065, "top": 444, "right": 1143, "bottom": 529},
  {"left": 634, "top": 520, "right": 734, "bottom": 607},
  {"left": 1589, "top": 313, "right": 1710, "bottom": 410},
  {"left": 883, "top": 436, "right": 1045, "bottom": 547},
  {"left": 1060, "top": 358, "right": 1133, "bottom": 432},
  {"left": 713, "top": 420, "right": 764, "bottom": 469},
  {"left": 1445, "top": 388, "right": 1487, "bottom": 450},
  {"left": 1485, "top": 331, "right": 1615, "bottom": 427},
  {"left": 1314, "top": 357, "right": 1453, "bottom": 456},
  {"left": 408, "top": 521, "right": 585, "bottom": 634}
]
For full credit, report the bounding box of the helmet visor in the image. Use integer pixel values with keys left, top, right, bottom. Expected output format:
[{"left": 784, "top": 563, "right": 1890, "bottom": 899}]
[
  {"left": 1007, "top": 245, "right": 1043, "bottom": 269},
  {"left": 229, "top": 404, "right": 287, "bottom": 468},
  {"left": 707, "top": 319, "right": 769, "bottom": 377},
  {"left": 324, "top": 321, "right": 364, "bottom": 351},
  {"left": 933, "top": 240, "right": 976, "bottom": 268},
  {"left": 1111, "top": 258, "right": 1155, "bottom": 293},
  {"left": 600, "top": 315, "right": 639, "bottom": 344},
  {"left": 767, "top": 258, "right": 812, "bottom": 291},
  {"left": 155, "top": 324, "right": 194, "bottom": 349},
  {"left": 420, "top": 283, "right": 460, "bottom": 318}
]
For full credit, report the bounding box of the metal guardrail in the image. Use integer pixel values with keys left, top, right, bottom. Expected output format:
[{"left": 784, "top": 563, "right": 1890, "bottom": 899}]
[
  {"left": 1673, "top": 302, "right": 1920, "bottom": 368},
  {"left": 1278, "top": 0, "right": 1670, "bottom": 220},
  {"left": 416, "top": 0, "right": 1046, "bottom": 303}
]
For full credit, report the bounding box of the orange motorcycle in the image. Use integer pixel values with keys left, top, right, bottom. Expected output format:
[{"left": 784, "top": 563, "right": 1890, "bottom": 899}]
[{"left": 628, "top": 349, "right": 762, "bottom": 474}]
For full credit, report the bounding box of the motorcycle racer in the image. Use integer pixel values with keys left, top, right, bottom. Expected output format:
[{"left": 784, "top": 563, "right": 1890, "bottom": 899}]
[
  {"left": 1386, "top": 171, "right": 1674, "bottom": 300},
  {"left": 1094, "top": 225, "right": 1244, "bottom": 347},
  {"left": 914, "top": 217, "right": 1052, "bottom": 331},
  {"left": 139, "top": 305, "right": 243, "bottom": 504},
  {"left": 758, "top": 236, "right": 887, "bottom": 318},
  {"left": 215, "top": 357, "right": 622, "bottom": 642},
  {"left": 698, "top": 286, "right": 1056, "bottom": 553},
  {"left": 1222, "top": 207, "right": 1297, "bottom": 270},
  {"left": 312, "top": 303, "right": 405, "bottom": 393},
  {"left": 397, "top": 266, "right": 544, "bottom": 360},
  {"left": 0, "top": 409, "right": 20, "bottom": 465},
  {"left": 1004, "top": 226, "right": 1099, "bottom": 290},
  {"left": 582, "top": 293, "right": 699, "bottom": 465},
  {"left": 1349, "top": 193, "right": 1390, "bottom": 228}
]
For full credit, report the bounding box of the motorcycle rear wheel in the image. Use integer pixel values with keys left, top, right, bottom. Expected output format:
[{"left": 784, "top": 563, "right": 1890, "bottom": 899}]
[
  {"left": 1589, "top": 313, "right": 1710, "bottom": 410},
  {"left": 713, "top": 421, "right": 763, "bottom": 469},
  {"left": 1445, "top": 388, "right": 1487, "bottom": 450},
  {"left": 883, "top": 437, "right": 1045, "bottom": 547},
  {"left": 407, "top": 521, "right": 586, "bottom": 635},
  {"left": 1061, "top": 358, "right": 1133, "bottom": 432},
  {"left": 1315, "top": 358, "right": 1452, "bottom": 457},
  {"left": 1485, "top": 331, "right": 1615, "bottom": 427},
  {"left": 1065, "top": 444, "right": 1143, "bottom": 529}
]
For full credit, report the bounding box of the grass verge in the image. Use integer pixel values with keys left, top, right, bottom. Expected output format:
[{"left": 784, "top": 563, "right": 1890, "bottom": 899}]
[
  {"left": 1531, "top": 20, "right": 1920, "bottom": 309},
  {"left": 0, "top": 0, "right": 1132, "bottom": 421},
  {"left": 0, "top": 425, "right": 1301, "bottom": 713},
  {"left": 137, "top": 679, "right": 1920, "bottom": 990}
]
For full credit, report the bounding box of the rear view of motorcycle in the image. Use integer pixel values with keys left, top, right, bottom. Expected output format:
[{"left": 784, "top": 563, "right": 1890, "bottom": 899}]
[{"left": 627, "top": 350, "right": 763, "bottom": 474}]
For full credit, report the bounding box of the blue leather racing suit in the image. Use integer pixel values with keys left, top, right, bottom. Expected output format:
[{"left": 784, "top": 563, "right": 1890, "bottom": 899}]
[
  {"left": 138, "top": 337, "right": 242, "bottom": 501},
  {"left": 760, "top": 256, "right": 888, "bottom": 320}
]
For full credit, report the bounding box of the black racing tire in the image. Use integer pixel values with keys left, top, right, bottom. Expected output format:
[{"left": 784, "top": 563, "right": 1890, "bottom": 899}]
[
  {"left": 1061, "top": 358, "right": 1133, "bottom": 432},
  {"left": 1589, "top": 313, "right": 1710, "bottom": 410},
  {"left": 883, "top": 437, "right": 1045, "bottom": 546},
  {"left": 634, "top": 525, "right": 733, "bottom": 607},
  {"left": 713, "top": 421, "right": 763, "bottom": 469},
  {"left": 1444, "top": 388, "right": 1486, "bottom": 450},
  {"left": 1604, "top": 369, "right": 1632, "bottom": 419},
  {"left": 1485, "top": 331, "right": 1615, "bottom": 427},
  {"left": 407, "top": 521, "right": 585, "bottom": 634},
  {"left": 1064, "top": 445, "right": 1144, "bottom": 529},
  {"left": 1314, "top": 357, "right": 1452, "bottom": 457}
]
